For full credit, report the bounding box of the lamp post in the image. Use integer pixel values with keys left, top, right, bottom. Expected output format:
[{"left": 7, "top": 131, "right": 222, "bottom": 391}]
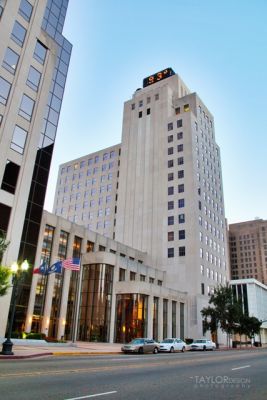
[{"left": 1, "top": 260, "right": 29, "bottom": 355}]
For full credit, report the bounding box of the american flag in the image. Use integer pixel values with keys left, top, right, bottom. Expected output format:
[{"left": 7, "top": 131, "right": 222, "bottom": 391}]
[{"left": 62, "top": 258, "right": 80, "bottom": 271}]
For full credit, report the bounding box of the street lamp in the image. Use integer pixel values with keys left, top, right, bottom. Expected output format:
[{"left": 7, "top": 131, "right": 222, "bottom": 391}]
[{"left": 1, "top": 260, "right": 29, "bottom": 355}]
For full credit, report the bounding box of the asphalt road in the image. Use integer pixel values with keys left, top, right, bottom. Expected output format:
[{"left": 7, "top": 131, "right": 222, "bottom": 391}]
[{"left": 0, "top": 349, "right": 266, "bottom": 400}]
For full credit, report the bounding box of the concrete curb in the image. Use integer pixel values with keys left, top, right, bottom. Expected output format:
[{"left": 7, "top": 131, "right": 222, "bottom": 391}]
[
  {"left": 0, "top": 352, "right": 53, "bottom": 360},
  {"left": 52, "top": 351, "right": 121, "bottom": 356}
]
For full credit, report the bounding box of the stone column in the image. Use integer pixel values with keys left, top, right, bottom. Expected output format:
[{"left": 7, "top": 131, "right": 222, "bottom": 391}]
[
  {"left": 167, "top": 299, "right": 172, "bottom": 338},
  {"left": 57, "top": 231, "right": 75, "bottom": 340},
  {"left": 147, "top": 295, "right": 153, "bottom": 338},
  {"left": 25, "top": 274, "right": 39, "bottom": 332},
  {"left": 158, "top": 297, "right": 163, "bottom": 342}
]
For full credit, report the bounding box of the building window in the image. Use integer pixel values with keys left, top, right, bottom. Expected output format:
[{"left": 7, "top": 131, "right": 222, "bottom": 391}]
[
  {"left": 26, "top": 66, "right": 41, "bottom": 91},
  {"left": 178, "top": 184, "right": 184, "bottom": 193},
  {"left": 168, "top": 122, "right": 173, "bottom": 131},
  {"left": 179, "top": 230, "right": 185, "bottom": 240},
  {"left": 168, "top": 232, "right": 174, "bottom": 241},
  {"left": 168, "top": 248, "right": 174, "bottom": 258},
  {"left": 119, "top": 268, "right": 126, "bottom": 281},
  {"left": 11, "top": 21, "right": 26, "bottom": 47},
  {"left": 33, "top": 40, "right": 47, "bottom": 64},
  {"left": 140, "top": 274, "right": 146, "bottom": 282},
  {"left": 18, "top": 94, "right": 35, "bottom": 121},
  {"left": 0, "top": 203, "right": 12, "bottom": 233},
  {"left": 178, "top": 214, "right": 185, "bottom": 223},
  {"left": 177, "top": 132, "right": 183, "bottom": 140},
  {"left": 157, "top": 280, "right": 162, "bottom": 286},
  {"left": 155, "top": 93, "right": 159, "bottom": 100},
  {"left": 2, "top": 47, "right": 19, "bottom": 74},
  {"left": 87, "top": 241, "right": 94, "bottom": 252},
  {"left": 175, "top": 107, "right": 180, "bottom": 115},
  {"left": 168, "top": 147, "right": 173, "bottom": 155},
  {"left": 139, "top": 100, "right": 143, "bottom": 107},
  {"left": 147, "top": 108, "right": 150, "bottom": 115},
  {"left": 168, "top": 173, "right": 174, "bottom": 181},
  {"left": 168, "top": 216, "right": 174, "bottom": 225},
  {"left": 149, "top": 277, "right": 154, "bottom": 284},
  {"left": 168, "top": 201, "right": 174, "bottom": 210},
  {"left": 19, "top": 0, "right": 33, "bottom": 22},
  {"left": 168, "top": 187, "right": 174, "bottom": 195},
  {"left": 179, "top": 246, "right": 186, "bottom": 256},
  {"left": 168, "top": 160, "right": 174, "bottom": 168},
  {"left": 177, "top": 119, "right": 183, "bottom": 128},
  {"left": 177, "top": 157, "right": 184, "bottom": 165},
  {"left": 139, "top": 111, "right": 142, "bottom": 118},
  {"left": 184, "top": 104, "right": 190, "bottom": 112},
  {"left": 178, "top": 199, "right": 185, "bottom": 208},
  {"left": 168, "top": 135, "right": 173, "bottom": 143},
  {"left": 130, "top": 271, "right": 136, "bottom": 281},
  {"left": 1, "top": 160, "right": 20, "bottom": 194},
  {"left": 178, "top": 170, "right": 184, "bottom": 179},
  {"left": 177, "top": 144, "right": 183, "bottom": 152},
  {"left": 201, "top": 283, "right": 205, "bottom": 295},
  {"left": 10, "top": 125, "right": 27, "bottom": 154},
  {"left": 0, "top": 114, "right": 2, "bottom": 126},
  {"left": 131, "top": 103, "right": 135, "bottom": 110},
  {"left": 0, "top": 76, "right": 11, "bottom": 105}
]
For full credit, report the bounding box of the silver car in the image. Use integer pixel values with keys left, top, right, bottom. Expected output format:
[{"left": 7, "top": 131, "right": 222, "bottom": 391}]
[
  {"left": 121, "top": 338, "right": 160, "bottom": 354},
  {"left": 190, "top": 339, "right": 216, "bottom": 351},
  {"left": 159, "top": 338, "right": 187, "bottom": 353}
]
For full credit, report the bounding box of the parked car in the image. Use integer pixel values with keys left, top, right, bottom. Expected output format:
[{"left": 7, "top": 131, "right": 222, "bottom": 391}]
[
  {"left": 159, "top": 338, "right": 187, "bottom": 353},
  {"left": 121, "top": 338, "right": 160, "bottom": 354},
  {"left": 190, "top": 339, "right": 216, "bottom": 351}
]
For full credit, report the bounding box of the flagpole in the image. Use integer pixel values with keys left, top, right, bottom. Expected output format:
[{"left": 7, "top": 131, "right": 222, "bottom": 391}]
[{"left": 72, "top": 255, "right": 83, "bottom": 343}]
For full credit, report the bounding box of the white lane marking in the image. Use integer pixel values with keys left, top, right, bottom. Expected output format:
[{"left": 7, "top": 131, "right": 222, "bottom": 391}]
[
  {"left": 65, "top": 391, "right": 117, "bottom": 400},
  {"left": 232, "top": 365, "right": 251, "bottom": 371}
]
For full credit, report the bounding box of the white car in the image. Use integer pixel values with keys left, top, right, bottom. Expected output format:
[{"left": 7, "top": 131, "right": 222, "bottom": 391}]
[
  {"left": 159, "top": 338, "right": 187, "bottom": 353},
  {"left": 190, "top": 339, "right": 216, "bottom": 351}
]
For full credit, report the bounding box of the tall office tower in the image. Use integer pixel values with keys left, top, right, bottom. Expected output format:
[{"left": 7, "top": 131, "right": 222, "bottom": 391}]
[
  {"left": 0, "top": 0, "right": 72, "bottom": 336},
  {"left": 115, "top": 68, "right": 229, "bottom": 337},
  {"left": 229, "top": 219, "right": 267, "bottom": 284},
  {"left": 53, "top": 144, "right": 121, "bottom": 239}
]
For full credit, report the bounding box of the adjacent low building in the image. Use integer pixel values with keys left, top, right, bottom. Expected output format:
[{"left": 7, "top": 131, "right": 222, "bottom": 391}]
[
  {"left": 230, "top": 278, "right": 267, "bottom": 344},
  {"left": 25, "top": 211, "right": 188, "bottom": 343}
]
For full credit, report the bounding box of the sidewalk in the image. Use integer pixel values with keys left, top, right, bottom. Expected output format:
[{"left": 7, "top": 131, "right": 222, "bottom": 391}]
[{"left": 0, "top": 340, "right": 122, "bottom": 360}]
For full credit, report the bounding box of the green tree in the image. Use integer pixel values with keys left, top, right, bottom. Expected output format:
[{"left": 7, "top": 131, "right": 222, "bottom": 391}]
[
  {"left": 239, "top": 315, "right": 262, "bottom": 345},
  {"left": 0, "top": 230, "right": 11, "bottom": 297},
  {"left": 201, "top": 285, "right": 243, "bottom": 347}
]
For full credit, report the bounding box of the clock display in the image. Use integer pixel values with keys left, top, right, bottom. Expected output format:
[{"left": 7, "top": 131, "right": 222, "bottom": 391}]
[{"left": 143, "top": 68, "right": 175, "bottom": 88}]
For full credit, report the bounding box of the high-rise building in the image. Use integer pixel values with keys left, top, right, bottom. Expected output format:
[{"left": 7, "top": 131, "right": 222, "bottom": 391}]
[
  {"left": 53, "top": 68, "right": 229, "bottom": 339},
  {"left": 53, "top": 144, "right": 121, "bottom": 239},
  {"left": 115, "top": 68, "right": 229, "bottom": 338},
  {"left": 0, "top": 0, "right": 72, "bottom": 336},
  {"left": 229, "top": 219, "right": 267, "bottom": 284}
]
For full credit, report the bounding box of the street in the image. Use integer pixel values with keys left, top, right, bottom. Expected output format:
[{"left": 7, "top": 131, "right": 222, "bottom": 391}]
[{"left": 0, "top": 349, "right": 266, "bottom": 400}]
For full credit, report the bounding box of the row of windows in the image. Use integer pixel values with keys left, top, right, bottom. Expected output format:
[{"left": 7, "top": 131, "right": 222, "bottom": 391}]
[
  {"left": 168, "top": 157, "right": 184, "bottom": 168},
  {"left": 168, "top": 230, "right": 185, "bottom": 241},
  {"left": 131, "top": 93, "right": 159, "bottom": 110},
  {"left": 168, "top": 119, "right": 183, "bottom": 131},
  {"left": 168, "top": 144, "right": 183, "bottom": 155},
  {"left": 168, "top": 131, "right": 183, "bottom": 142},
  {"left": 168, "top": 184, "right": 184, "bottom": 195},
  {"left": 168, "top": 170, "right": 184, "bottom": 181},
  {"left": 201, "top": 265, "right": 224, "bottom": 282},
  {"left": 167, "top": 246, "right": 186, "bottom": 258},
  {"left": 168, "top": 199, "right": 185, "bottom": 213},
  {"left": 200, "top": 248, "right": 226, "bottom": 267},
  {"left": 168, "top": 213, "right": 185, "bottom": 225},
  {"left": 61, "top": 151, "right": 117, "bottom": 174},
  {"left": 60, "top": 172, "right": 114, "bottom": 187}
]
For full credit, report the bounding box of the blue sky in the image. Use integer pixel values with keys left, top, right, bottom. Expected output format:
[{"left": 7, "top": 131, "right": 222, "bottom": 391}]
[{"left": 44, "top": 0, "right": 267, "bottom": 224}]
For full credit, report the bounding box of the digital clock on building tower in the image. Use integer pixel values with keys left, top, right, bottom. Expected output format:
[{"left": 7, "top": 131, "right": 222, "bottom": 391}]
[{"left": 143, "top": 68, "right": 175, "bottom": 88}]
